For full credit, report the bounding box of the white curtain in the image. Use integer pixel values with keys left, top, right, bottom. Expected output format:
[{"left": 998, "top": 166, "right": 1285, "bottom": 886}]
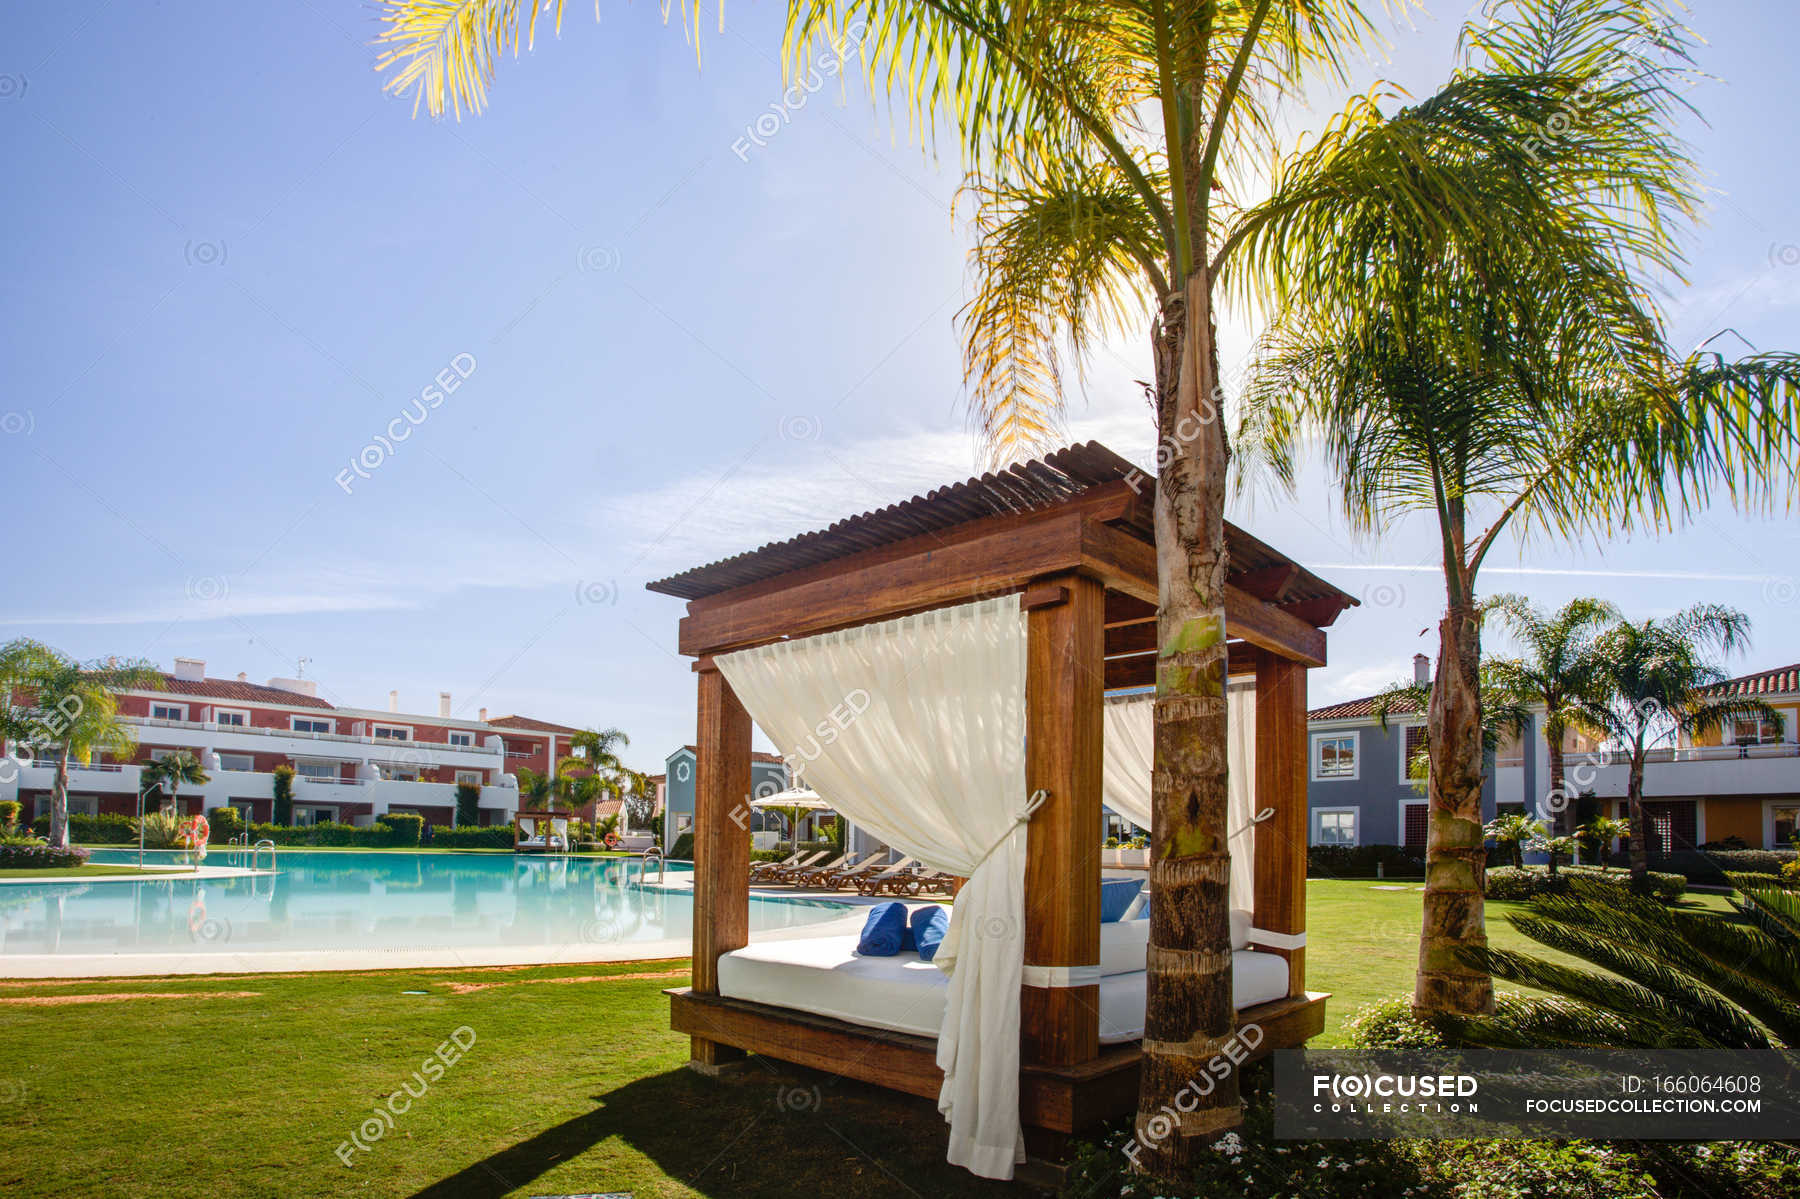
[
  {"left": 716, "top": 596, "right": 1032, "bottom": 1179},
  {"left": 1101, "top": 685, "right": 1257, "bottom": 909}
]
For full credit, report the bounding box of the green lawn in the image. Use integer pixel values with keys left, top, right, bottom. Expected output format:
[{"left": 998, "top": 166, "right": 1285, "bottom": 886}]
[
  {"left": 0, "top": 864, "right": 188, "bottom": 879},
  {"left": 0, "top": 881, "right": 1739, "bottom": 1198}
]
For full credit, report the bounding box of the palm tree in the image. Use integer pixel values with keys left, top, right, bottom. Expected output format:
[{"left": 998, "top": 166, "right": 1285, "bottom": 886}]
[
  {"left": 1485, "top": 813, "right": 1543, "bottom": 870},
  {"left": 1581, "top": 814, "right": 1630, "bottom": 871},
  {"left": 1237, "top": 4, "right": 1800, "bottom": 1017},
  {"left": 1371, "top": 660, "right": 1533, "bottom": 786},
  {"left": 139, "top": 750, "right": 210, "bottom": 815},
  {"left": 0, "top": 640, "right": 163, "bottom": 850},
  {"left": 369, "top": 1, "right": 1532, "bottom": 1160},
  {"left": 1574, "top": 604, "right": 1782, "bottom": 883},
  {"left": 1486, "top": 595, "right": 1621, "bottom": 837},
  {"left": 1456, "top": 875, "right": 1799, "bottom": 1050}
]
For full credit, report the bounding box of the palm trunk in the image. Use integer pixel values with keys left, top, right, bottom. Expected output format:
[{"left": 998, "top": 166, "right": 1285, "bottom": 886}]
[
  {"left": 1416, "top": 599, "right": 1495, "bottom": 1016},
  {"left": 1546, "top": 737, "right": 1568, "bottom": 838},
  {"left": 1137, "top": 269, "right": 1240, "bottom": 1172},
  {"left": 48, "top": 744, "right": 72, "bottom": 851},
  {"left": 1626, "top": 756, "right": 1648, "bottom": 882}
]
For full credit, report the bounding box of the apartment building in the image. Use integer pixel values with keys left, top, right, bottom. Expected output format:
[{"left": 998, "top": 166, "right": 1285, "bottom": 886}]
[{"left": 1, "top": 656, "right": 586, "bottom": 828}]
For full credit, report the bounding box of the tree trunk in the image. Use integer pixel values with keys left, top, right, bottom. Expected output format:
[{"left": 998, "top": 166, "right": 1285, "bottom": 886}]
[
  {"left": 1545, "top": 737, "right": 1568, "bottom": 838},
  {"left": 48, "top": 744, "right": 71, "bottom": 851},
  {"left": 1416, "top": 600, "right": 1494, "bottom": 1016},
  {"left": 1136, "top": 268, "right": 1240, "bottom": 1173},
  {"left": 1626, "top": 758, "right": 1648, "bottom": 882}
]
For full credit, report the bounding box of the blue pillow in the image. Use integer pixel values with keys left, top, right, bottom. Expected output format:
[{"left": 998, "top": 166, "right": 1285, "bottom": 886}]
[
  {"left": 857, "top": 901, "right": 912, "bottom": 956},
  {"left": 1099, "top": 878, "right": 1145, "bottom": 923},
  {"left": 911, "top": 904, "right": 950, "bottom": 962}
]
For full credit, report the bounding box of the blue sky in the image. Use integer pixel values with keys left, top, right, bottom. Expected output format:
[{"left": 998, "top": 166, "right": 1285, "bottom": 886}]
[{"left": 2, "top": 2, "right": 1795, "bottom": 773}]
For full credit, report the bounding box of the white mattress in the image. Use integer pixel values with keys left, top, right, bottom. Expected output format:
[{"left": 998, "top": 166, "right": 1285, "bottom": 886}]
[{"left": 716, "top": 933, "right": 1289, "bottom": 1045}]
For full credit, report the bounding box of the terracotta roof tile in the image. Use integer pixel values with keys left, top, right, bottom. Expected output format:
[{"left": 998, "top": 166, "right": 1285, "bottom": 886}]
[
  {"left": 1308, "top": 692, "right": 1422, "bottom": 721},
  {"left": 146, "top": 674, "right": 335, "bottom": 710},
  {"left": 486, "top": 715, "right": 583, "bottom": 736},
  {"left": 1699, "top": 663, "right": 1800, "bottom": 700}
]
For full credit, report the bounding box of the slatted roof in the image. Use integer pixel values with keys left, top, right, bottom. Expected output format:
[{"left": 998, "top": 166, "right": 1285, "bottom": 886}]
[{"left": 646, "top": 441, "right": 1356, "bottom": 625}]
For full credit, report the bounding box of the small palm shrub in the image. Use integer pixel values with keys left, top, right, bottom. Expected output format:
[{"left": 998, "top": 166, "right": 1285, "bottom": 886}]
[
  {"left": 133, "top": 807, "right": 184, "bottom": 849},
  {"left": 1456, "top": 877, "right": 1799, "bottom": 1049}
]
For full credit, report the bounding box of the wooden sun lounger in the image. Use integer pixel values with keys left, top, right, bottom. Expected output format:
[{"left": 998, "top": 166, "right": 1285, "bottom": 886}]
[
  {"left": 895, "top": 870, "right": 956, "bottom": 897},
  {"left": 816, "top": 853, "right": 900, "bottom": 891},
  {"left": 749, "top": 851, "right": 806, "bottom": 882},
  {"left": 758, "top": 851, "right": 830, "bottom": 884},
  {"left": 790, "top": 851, "right": 872, "bottom": 888},
  {"left": 850, "top": 857, "right": 921, "bottom": 895}
]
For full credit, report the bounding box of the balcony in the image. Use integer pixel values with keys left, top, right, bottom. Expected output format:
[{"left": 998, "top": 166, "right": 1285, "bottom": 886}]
[
  {"left": 1494, "top": 741, "right": 1800, "bottom": 803},
  {"left": 120, "top": 715, "right": 502, "bottom": 769}
]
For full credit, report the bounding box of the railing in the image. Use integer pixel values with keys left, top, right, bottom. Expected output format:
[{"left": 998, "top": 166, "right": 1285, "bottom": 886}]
[
  {"left": 1561, "top": 742, "right": 1800, "bottom": 766},
  {"left": 123, "top": 715, "right": 500, "bottom": 755},
  {"left": 296, "top": 776, "right": 365, "bottom": 786},
  {"left": 30, "top": 760, "right": 128, "bottom": 773},
  {"left": 250, "top": 839, "right": 277, "bottom": 872}
]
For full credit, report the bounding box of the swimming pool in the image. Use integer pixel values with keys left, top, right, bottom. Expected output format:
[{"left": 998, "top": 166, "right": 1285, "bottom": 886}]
[{"left": 0, "top": 850, "right": 850, "bottom": 969}]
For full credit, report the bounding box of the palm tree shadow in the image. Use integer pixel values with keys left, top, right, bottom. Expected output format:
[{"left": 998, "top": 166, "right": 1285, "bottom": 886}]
[{"left": 408, "top": 1060, "right": 1016, "bottom": 1199}]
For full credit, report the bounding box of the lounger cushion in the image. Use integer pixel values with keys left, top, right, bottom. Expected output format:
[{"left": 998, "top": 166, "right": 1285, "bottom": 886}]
[
  {"left": 856, "top": 902, "right": 913, "bottom": 956},
  {"left": 910, "top": 904, "right": 949, "bottom": 962},
  {"left": 1099, "top": 878, "right": 1144, "bottom": 923},
  {"left": 1120, "top": 901, "right": 1250, "bottom": 951},
  {"left": 717, "top": 935, "right": 1290, "bottom": 1043}
]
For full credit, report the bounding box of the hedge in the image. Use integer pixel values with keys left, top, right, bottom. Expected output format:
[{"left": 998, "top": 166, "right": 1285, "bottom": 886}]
[
  {"left": 431, "top": 825, "right": 515, "bottom": 849},
  {"left": 32, "top": 812, "right": 136, "bottom": 844},
  {"left": 669, "top": 831, "right": 694, "bottom": 861},
  {"left": 1307, "top": 844, "right": 1425, "bottom": 878},
  {"left": 0, "top": 838, "right": 90, "bottom": 869},
  {"left": 1646, "top": 847, "right": 1797, "bottom": 884},
  {"left": 1486, "top": 864, "right": 1686, "bottom": 902},
  {"left": 0, "top": 799, "right": 20, "bottom": 831}
]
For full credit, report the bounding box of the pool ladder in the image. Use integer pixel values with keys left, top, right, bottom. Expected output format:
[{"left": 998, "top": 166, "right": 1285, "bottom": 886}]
[{"left": 249, "top": 839, "right": 277, "bottom": 873}]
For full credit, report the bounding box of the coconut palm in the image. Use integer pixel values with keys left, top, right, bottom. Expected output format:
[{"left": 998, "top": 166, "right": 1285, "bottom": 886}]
[
  {"left": 515, "top": 766, "right": 553, "bottom": 807},
  {"left": 138, "top": 750, "right": 210, "bottom": 815},
  {"left": 0, "top": 640, "right": 163, "bottom": 850},
  {"left": 1237, "top": 4, "right": 1800, "bottom": 1017},
  {"left": 1486, "top": 595, "right": 1621, "bottom": 837},
  {"left": 1575, "top": 604, "right": 1783, "bottom": 883}
]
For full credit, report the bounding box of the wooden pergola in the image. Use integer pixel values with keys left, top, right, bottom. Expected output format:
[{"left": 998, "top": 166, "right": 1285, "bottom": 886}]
[{"left": 647, "top": 442, "right": 1356, "bottom": 1159}]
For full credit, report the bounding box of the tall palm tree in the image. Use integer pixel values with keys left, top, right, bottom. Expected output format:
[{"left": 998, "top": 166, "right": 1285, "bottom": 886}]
[
  {"left": 1237, "top": 4, "right": 1800, "bottom": 1017},
  {"left": 515, "top": 766, "right": 553, "bottom": 808},
  {"left": 1486, "top": 595, "right": 1620, "bottom": 837},
  {"left": 0, "top": 640, "right": 163, "bottom": 850},
  {"left": 138, "top": 749, "right": 211, "bottom": 815},
  {"left": 369, "top": 2, "right": 1545, "bottom": 1162},
  {"left": 1574, "top": 604, "right": 1782, "bottom": 882}
]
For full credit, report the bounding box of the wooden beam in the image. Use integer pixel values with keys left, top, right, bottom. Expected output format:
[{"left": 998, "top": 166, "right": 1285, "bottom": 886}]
[
  {"left": 1078, "top": 521, "right": 1328, "bottom": 667},
  {"left": 1104, "top": 643, "right": 1265, "bottom": 689},
  {"left": 1253, "top": 649, "right": 1309, "bottom": 996},
  {"left": 1279, "top": 596, "right": 1350, "bottom": 629},
  {"left": 1232, "top": 564, "right": 1299, "bottom": 602},
  {"left": 1021, "top": 583, "right": 1071, "bottom": 610},
  {"left": 1104, "top": 621, "right": 1157, "bottom": 656},
  {"left": 1023, "top": 573, "right": 1104, "bottom": 1068},
  {"left": 690, "top": 664, "right": 751, "bottom": 1069}
]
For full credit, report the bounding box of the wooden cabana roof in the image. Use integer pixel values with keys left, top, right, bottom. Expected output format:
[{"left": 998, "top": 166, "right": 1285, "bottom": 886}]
[{"left": 647, "top": 441, "right": 1356, "bottom": 627}]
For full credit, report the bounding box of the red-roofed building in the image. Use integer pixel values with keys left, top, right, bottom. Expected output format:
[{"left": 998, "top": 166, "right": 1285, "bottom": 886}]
[{"left": 1, "top": 656, "right": 595, "bottom": 830}]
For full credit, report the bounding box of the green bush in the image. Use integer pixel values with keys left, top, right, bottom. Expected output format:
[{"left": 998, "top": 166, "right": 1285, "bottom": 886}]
[
  {"left": 31, "top": 812, "right": 136, "bottom": 844},
  {"left": 0, "top": 799, "right": 20, "bottom": 832},
  {"left": 203, "top": 806, "right": 244, "bottom": 842},
  {"left": 1650, "top": 847, "right": 1796, "bottom": 883},
  {"left": 1344, "top": 995, "right": 1452, "bottom": 1050},
  {"left": 1561, "top": 862, "right": 1686, "bottom": 900},
  {"left": 431, "top": 825, "right": 514, "bottom": 849},
  {"left": 454, "top": 782, "right": 480, "bottom": 827},
  {"left": 669, "top": 831, "right": 694, "bottom": 861},
  {"left": 0, "top": 837, "right": 90, "bottom": 869},
  {"left": 271, "top": 765, "right": 295, "bottom": 826},
  {"left": 1782, "top": 859, "right": 1800, "bottom": 887},
  {"left": 750, "top": 848, "right": 789, "bottom": 864},
  {"left": 1307, "top": 843, "right": 1425, "bottom": 878},
  {"left": 1487, "top": 864, "right": 1684, "bottom": 902},
  {"left": 377, "top": 812, "right": 424, "bottom": 847}
]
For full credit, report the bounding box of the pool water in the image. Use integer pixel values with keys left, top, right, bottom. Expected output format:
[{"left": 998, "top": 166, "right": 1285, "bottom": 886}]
[{"left": 0, "top": 850, "right": 848, "bottom": 958}]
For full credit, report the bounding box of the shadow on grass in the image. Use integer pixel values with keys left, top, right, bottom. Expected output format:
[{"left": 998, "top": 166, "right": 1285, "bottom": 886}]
[{"left": 409, "top": 1058, "right": 1018, "bottom": 1199}]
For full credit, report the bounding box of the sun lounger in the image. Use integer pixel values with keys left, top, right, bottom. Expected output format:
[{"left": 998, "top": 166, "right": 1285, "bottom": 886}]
[
  {"left": 750, "top": 850, "right": 807, "bottom": 882},
  {"left": 848, "top": 856, "right": 921, "bottom": 895},
  {"left": 790, "top": 851, "right": 872, "bottom": 888},
  {"left": 758, "top": 850, "right": 830, "bottom": 884},
  {"left": 897, "top": 870, "right": 957, "bottom": 897}
]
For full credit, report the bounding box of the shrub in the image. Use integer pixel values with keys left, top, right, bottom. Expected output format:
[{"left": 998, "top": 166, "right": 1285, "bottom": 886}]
[
  {"left": 1487, "top": 864, "right": 1684, "bottom": 902},
  {"left": 0, "top": 837, "right": 91, "bottom": 869},
  {"left": 1650, "top": 847, "right": 1796, "bottom": 884},
  {"left": 377, "top": 812, "right": 424, "bottom": 847},
  {"left": 1307, "top": 843, "right": 1425, "bottom": 878},
  {"left": 0, "top": 799, "right": 20, "bottom": 832},
  {"left": 133, "top": 807, "right": 184, "bottom": 849},
  {"left": 1345, "top": 995, "right": 1452, "bottom": 1050},
  {"left": 31, "top": 812, "right": 136, "bottom": 844},
  {"left": 204, "top": 806, "right": 243, "bottom": 842},
  {"left": 271, "top": 765, "right": 295, "bottom": 826},
  {"left": 1781, "top": 859, "right": 1800, "bottom": 887},
  {"left": 750, "top": 848, "right": 789, "bottom": 864},
  {"left": 431, "top": 825, "right": 514, "bottom": 849},
  {"left": 1562, "top": 862, "right": 1686, "bottom": 901},
  {"left": 454, "top": 782, "right": 480, "bottom": 827},
  {"left": 669, "top": 831, "right": 694, "bottom": 861}
]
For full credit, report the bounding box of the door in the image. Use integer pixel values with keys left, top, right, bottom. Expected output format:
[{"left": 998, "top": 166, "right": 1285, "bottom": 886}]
[{"left": 1402, "top": 802, "right": 1430, "bottom": 850}]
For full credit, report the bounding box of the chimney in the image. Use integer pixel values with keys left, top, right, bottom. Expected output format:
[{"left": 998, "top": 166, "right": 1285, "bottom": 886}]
[
  {"left": 267, "top": 677, "right": 318, "bottom": 697},
  {"left": 1413, "top": 654, "right": 1431, "bottom": 686},
  {"left": 173, "top": 657, "right": 205, "bottom": 683},
  {"left": 388, "top": 690, "right": 399, "bottom": 713},
  {"left": 478, "top": 707, "right": 488, "bottom": 723},
  {"left": 236, "top": 672, "right": 247, "bottom": 683},
  {"left": 438, "top": 691, "right": 452, "bottom": 718}
]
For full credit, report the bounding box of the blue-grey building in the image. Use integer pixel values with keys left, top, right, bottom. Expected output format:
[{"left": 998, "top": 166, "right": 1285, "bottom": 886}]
[
  {"left": 1305, "top": 656, "right": 1504, "bottom": 849},
  {"left": 659, "top": 744, "right": 792, "bottom": 851}
]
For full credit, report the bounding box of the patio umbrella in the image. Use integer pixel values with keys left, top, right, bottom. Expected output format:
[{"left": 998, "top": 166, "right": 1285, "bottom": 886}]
[{"left": 749, "top": 788, "right": 832, "bottom": 854}]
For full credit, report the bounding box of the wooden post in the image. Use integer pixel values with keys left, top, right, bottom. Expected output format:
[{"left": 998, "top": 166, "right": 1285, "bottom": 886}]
[
  {"left": 1022, "top": 572, "right": 1104, "bottom": 1066},
  {"left": 691, "top": 662, "right": 751, "bottom": 1070},
  {"left": 1253, "top": 649, "right": 1308, "bottom": 996}
]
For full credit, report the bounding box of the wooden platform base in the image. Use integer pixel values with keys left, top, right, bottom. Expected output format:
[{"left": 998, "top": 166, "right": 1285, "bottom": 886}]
[{"left": 668, "top": 987, "right": 1327, "bottom": 1136}]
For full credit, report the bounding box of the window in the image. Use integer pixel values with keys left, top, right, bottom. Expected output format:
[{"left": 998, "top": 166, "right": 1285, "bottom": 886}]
[
  {"left": 455, "top": 770, "right": 482, "bottom": 786},
  {"left": 292, "top": 717, "right": 332, "bottom": 735},
  {"left": 1313, "top": 808, "right": 1358, "bottom": 847},
  {"left": 1401, "top": 725, "right": 1429, "bottom": 782},
  {"left": 212, "top": 708, "right": 248, "bottom": 727},
  {"left": 1401, "top": 802, "right": 1430, "bottom": 850},
  {"left": 447, "top": 731, "right": 474, "bottom": 747},
  {"left": 293, "top": 761, "right": 336, "bottom": 780},
  {"left": 372, "top": 725, "right": 410, "bottom": 742},
  {"left": 1772, "top": 804, "right": 1800, "bottom": 849},
  {"left": 216, "top": 753, "right": 254, "bottom": 773},
  {"left": 1311, "top": 732, "right": 1359, "bottom": 780},
  {"left": 293, "top": 805, "right": 338, "bottom": 827},
  {"left": 66, "top": 795, "right": 99, "bottom": 817},
  {"left": 151, "top": 704, "right": 186, "bottom": 722},
  {"left": 1733, "top": 715, "right": 1782, "bottom": 746}
]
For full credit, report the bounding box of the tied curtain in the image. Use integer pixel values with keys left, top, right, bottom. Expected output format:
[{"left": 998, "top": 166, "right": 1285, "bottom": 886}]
[
  {"left": 1101, "top": 685, "right": 1257, "bottom": 910},
  {"left": 715, "top": 596, "right": 1032, "bottom": 1179}
]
